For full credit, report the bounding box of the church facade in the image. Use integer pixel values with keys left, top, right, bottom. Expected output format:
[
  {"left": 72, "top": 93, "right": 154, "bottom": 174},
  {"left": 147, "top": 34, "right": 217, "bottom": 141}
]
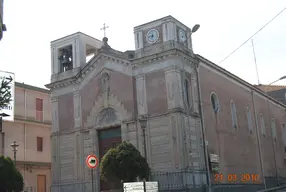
[{"left": 46, "top": 16, "right": 286, "bottom": 192}]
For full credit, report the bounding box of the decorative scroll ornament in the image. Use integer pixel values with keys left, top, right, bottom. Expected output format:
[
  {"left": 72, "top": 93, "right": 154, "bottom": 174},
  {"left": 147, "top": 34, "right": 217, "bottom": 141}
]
[{"left": 97, "top": 108, "right": 117, "bottom": 126}]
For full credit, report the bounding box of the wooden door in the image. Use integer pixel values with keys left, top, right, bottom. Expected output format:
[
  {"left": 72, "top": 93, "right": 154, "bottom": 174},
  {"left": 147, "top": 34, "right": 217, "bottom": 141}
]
[
  {"left": 98, "top": 128, "right": 122, "bottom": 191},
  {"left": 37, "top": 175, "right": 46, "bottom": 192}
]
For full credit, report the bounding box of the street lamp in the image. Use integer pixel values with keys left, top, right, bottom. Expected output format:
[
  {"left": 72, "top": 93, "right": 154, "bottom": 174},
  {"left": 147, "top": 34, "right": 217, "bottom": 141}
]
[
  {"left": 268, "top": 76, "right": 286, "bottom": 86},
  {"left": 191, "top": 24, "right": 200, "bottom": 33},
  {"left": 139, "top": 118, "right": 147, "bottom": 159},
  {"left": 184, "top": 23, "right": 202, "bottom": 189},
  {"left": 265, "top": 75, "right": 286, "bottom": 185},
  {"left": 10, "top": 140, "right": 19, "bottom": 166},
  {"left": 187, "top": 24, "right": 200, "bottom": 51}
]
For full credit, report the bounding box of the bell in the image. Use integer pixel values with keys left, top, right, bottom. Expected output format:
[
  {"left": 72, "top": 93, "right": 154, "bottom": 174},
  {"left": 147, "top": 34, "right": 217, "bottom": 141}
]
[{"left": 61, "top": 56, "right": 71, "bottom": 66}]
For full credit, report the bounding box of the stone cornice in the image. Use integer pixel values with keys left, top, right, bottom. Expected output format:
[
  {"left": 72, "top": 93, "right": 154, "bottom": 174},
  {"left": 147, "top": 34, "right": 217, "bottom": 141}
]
[
  {"left": 15, "top": 116, "right": 52, "bottom": 126},
  {"left": 132, "top": 48, "right": 196, "bottom": 69},
  {"left": 46, "top": 52, "right": 131, "bottom": 89},
  {"left": 16, "top": 161, "right": 51, "bottom": 168}
]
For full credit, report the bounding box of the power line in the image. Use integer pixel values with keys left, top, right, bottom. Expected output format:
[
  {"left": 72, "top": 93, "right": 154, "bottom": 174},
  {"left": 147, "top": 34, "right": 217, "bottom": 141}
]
[{"left": 218, "top": 6, "right": 286, "bottom": 64}]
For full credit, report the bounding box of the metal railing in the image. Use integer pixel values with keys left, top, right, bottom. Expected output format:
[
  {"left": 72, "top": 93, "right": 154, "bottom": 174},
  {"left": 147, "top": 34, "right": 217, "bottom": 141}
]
[
  {"left": 256, "top": 184, "right": 286, "bottom": 192},
  {"left": 23, "top": 186, "right": 36, "bottom": 192},
  {"left": 151, "top": 170, "right": 207, "bottom": 191}
]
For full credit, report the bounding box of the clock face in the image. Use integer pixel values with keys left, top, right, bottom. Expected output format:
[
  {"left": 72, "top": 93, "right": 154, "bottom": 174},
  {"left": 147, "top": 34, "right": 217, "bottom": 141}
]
[
  {"left": 146, "top": 29, "right": 159, "bottom": 44},
  {"left": 179, "top": 29, "right": 187, "bottom": 42}
]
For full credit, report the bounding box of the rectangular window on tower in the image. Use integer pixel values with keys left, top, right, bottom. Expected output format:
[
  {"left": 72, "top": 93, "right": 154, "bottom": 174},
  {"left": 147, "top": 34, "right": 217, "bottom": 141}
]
[
  {"left": 36, "top": 98, "right": 43, "bottom": 121},
  {"left": 37, "top": 137, "right": 43, "bottom": 152}
]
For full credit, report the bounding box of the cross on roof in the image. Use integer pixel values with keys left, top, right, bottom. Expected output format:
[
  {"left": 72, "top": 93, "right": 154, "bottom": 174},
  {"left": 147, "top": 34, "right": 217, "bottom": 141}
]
[{"left": 101, "top": 23, "right": 109, "bottom": 37}]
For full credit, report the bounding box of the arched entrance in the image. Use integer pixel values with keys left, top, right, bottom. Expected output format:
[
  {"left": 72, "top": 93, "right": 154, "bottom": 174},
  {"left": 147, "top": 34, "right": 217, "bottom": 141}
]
[
  {"left": 96, "top": 108, "right": 122, "bottom": 192},
  {"left": 84, "top": 91, "right": 131, "bottom": 192}
]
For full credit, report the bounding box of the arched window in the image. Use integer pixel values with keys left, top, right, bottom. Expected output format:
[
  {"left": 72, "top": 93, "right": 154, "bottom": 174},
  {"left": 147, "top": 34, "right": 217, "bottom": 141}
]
[
  {"left": 210, "top": 92, "right": 220, "bottom": 113},
  {"left": 246, "top": 106, "right": 253, "bottom": 132},
  {"left": 260, "top": 113, "right": 266, "bottom": 136},
  {"left": 271, "top": 118, "right": 277, "bottom": 140},
  {"left": 184, "top": 79, "right": 190, "bottom": 108},
  {"left": 230, "top": 100, "right": 238, "bottom": 128}
]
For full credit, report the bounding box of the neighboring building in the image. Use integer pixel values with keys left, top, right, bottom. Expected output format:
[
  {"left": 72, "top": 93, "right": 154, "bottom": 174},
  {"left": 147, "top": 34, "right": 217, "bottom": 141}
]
[
  {"left": 0, "top": 0, "right": 6, "bottom": 41},
  {"left": 256, "top": 84, "right": 286, "bottom": 105},
  {"left": 0, "top": 82, "right": 51, "bottom": 192},
  {"left": 46, "top": 15, "right": 286, "bottom": 192}
]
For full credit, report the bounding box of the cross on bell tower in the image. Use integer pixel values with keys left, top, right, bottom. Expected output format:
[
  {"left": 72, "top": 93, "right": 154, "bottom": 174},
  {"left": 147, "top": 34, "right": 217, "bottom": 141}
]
[{"left": 101, "top": 23, "right": 109, "bottom": 37}]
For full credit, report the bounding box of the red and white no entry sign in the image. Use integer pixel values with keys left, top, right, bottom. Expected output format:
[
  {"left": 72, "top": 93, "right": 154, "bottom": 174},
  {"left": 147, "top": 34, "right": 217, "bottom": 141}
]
[{"left": 86, "top": 154, "right": 99, "bottom": 169}]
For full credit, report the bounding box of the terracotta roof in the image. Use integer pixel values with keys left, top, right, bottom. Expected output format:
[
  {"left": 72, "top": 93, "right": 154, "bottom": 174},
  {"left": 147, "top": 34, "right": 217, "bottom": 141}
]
[{"left": 254, "top": 84, "right": 286, "bottom": 92}]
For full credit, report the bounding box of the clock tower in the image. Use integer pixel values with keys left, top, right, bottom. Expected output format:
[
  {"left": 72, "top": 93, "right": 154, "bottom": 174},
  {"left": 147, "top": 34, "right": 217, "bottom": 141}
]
[{"left": 134, "top": 15, "right": 194, "bottom": 58}]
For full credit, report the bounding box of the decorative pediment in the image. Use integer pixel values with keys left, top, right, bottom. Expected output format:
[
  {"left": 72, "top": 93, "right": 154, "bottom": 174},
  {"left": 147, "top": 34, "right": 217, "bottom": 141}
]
[
  {"left": 45, "top": 53, "right": 131, "bottom": 90},
  {"left": 84, "top": 92, "right": 131, "bottom": 128}
]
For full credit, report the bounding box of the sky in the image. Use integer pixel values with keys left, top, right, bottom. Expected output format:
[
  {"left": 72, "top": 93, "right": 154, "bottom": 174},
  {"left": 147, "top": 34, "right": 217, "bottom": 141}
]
[{"left": 0, "top": 0, "right": 285, "bottom": 88}]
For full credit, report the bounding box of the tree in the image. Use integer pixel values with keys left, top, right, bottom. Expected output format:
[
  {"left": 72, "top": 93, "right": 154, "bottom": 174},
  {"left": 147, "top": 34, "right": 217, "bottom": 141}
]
[
  {"left": 0, "top": 77, "right": 12, "bottom": 109},
  {"left": 100, "top": 141, "right": 150, "bottom": 183},
  {"left": 0, "top": 156, "right": 24, "bottom": 192}
]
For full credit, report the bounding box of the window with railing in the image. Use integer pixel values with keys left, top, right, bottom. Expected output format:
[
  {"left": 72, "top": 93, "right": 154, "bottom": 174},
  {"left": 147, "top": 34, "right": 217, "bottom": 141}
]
[{"left": 36, "top": 98, "right": 43, "bottom": 121}]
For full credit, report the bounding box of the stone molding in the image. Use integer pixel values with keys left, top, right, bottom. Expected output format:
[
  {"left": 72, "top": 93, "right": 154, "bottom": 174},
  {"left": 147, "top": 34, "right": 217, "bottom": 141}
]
[
  {"left": 132, "top": 46, "right": 196, "bottom": 66},
  {"left": 84, "top": 92, "right": 131, "bottom": 128},
  {"left": 46, "top": 53, "right": 131, "bottom": 89}
]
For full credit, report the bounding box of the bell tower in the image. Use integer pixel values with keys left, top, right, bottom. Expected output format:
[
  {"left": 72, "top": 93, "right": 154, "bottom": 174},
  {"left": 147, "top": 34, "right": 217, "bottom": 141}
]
[{"left": 50, "top": 32, "right": 102, "bottom": 80}]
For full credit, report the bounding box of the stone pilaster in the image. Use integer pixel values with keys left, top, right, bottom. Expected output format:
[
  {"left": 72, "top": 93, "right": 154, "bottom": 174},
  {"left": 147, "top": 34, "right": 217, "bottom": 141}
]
[
  {"left": 121, "top": 123, "right": 128, "bottom": 141},
  {"left": 134, "top": 31, "right": 143, "bottom": 50},
  {"left": 137, "top": 121, "right": 144, "bottom": 156},
  {"left": 169, "top": 114, "right": 181, "bottom": 169},
  {"left": 51, "top": 96, "right": 59, "bottom": 133},
  {"left": 145, "top": 120, "right": 152, "bottom": 165},
  {"left": 136, "top": 74, "right": 147, "bottom": 116},
  {"left": 82, "top": 130, "right": 92, "bottom": 181},
  {"left": 73, "top": 91, "right": 82, "bottom": 128},
  {"left": 75, "top": 133, "right": 81, "bottom": 180},
  {"left": 51, "top": 47, "right": 56, "bottom": 74},
  {"left": 91, "top": 129, "right": 100, "bottom": 192},
  {"left": 183, "top": 116, "right": 190, "bottom": 167},
  {"left": 165, "top": 66, "right": 184, "bottom": 110},
  {"left": 191, "top": 73, "right": 199, "bottom": 113},
  {"left": 51, "top": 136, "right": 60, "bottom": 183}
]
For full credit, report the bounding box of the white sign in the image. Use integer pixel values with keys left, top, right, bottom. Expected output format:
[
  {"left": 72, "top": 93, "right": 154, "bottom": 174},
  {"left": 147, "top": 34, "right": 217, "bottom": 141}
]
[
  {"left": 123, "top": 181, "right": 158, "bottom": 192},
  {"left": 0, "top": 70, "right": 15, "bottom": 121},
  {"left": 210, "top": 154, "right": 219, "bottom": 163}
]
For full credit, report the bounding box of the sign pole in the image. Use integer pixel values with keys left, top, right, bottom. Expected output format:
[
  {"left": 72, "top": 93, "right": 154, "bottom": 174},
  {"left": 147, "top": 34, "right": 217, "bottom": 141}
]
[
  {"left": 86, "top": 154, "right": 99, "bottom": 192},
  {"left": 91, "top": 168, "right": 94, "bottom": 192}
]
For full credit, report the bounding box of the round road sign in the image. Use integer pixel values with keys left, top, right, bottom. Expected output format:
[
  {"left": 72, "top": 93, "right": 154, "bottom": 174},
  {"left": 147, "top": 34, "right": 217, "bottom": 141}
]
[{"left": 86, "top": 154, "right": 99, "bottom": 169}]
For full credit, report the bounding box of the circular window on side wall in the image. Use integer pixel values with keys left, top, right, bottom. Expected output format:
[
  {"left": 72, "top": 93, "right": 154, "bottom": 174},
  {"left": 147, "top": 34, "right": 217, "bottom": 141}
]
[{"left": 210, "top": 92, "right": 220, "bottom": 113}]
